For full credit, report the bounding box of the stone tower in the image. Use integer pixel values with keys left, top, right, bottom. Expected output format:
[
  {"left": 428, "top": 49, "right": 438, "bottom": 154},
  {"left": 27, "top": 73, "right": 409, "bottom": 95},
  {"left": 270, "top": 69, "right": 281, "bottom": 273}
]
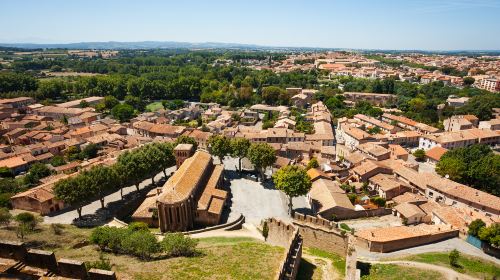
[{"left": 174, "top": 143, "right": 195, "bottom": 168}]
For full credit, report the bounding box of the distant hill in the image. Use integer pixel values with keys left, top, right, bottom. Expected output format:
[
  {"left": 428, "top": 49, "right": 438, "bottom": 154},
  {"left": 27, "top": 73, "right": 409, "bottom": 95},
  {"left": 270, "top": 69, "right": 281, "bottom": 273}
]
[{"left": 0, "top": 41, "right": 499, "bottom": 55}]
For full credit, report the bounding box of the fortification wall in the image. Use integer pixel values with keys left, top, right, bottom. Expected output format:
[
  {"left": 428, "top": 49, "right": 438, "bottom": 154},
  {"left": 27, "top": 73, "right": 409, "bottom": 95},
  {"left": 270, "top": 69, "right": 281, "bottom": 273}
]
[
  {"left": 266, "top": 218, "right": 302, "bottom": 280},
  {"left": 0, "top": 240, "right": 116, "bottom": 280},
  {"left": 293, "top": 213, "right": 348, "bottom": 256}
]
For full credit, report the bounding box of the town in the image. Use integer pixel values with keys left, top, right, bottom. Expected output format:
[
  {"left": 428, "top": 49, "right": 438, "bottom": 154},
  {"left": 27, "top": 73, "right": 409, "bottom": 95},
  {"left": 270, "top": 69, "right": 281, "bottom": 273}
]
[{"left": 0, "top": 45, "right": 498, "bottom": 280}]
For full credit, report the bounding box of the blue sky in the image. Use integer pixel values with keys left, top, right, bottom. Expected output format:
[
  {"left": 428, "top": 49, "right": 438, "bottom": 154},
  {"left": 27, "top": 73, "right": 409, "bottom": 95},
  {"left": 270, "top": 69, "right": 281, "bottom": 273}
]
[{"left": 1, "top": 0, "right": 499, "bottom": 50}]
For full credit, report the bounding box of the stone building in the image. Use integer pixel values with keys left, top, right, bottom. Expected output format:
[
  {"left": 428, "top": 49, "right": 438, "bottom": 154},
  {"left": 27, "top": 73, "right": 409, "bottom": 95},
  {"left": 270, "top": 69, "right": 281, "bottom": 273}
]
[{"left": 132, "top": 147, "right": 227, "bottom": 232}]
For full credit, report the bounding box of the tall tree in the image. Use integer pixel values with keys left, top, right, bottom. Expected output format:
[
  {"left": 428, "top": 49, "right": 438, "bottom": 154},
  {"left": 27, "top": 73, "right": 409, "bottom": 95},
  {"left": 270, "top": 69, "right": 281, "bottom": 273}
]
[
  {"left": 208, "top": 135, "right": 231, "bottom": 164},
  {"left": 54, "top": 176, "right": 94, "bottom": 219},
  {"left": 273, "top": 165, "right": 312, "bottom": 215},
  {"left": 84, "top": 165, "right": 119, "bottom": 209},
  {"left": 230, "top": 138, "right": 250, "bottom": 172},
  {"left": 247, "top": 143, "right": 276, "bottom": 180}
]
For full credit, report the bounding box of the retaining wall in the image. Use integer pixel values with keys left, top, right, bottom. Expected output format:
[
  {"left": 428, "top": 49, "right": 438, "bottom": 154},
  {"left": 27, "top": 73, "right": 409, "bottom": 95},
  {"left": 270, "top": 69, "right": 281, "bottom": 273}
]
[{"left": 0, "top": 239, "right": 116, "bottom": 279}]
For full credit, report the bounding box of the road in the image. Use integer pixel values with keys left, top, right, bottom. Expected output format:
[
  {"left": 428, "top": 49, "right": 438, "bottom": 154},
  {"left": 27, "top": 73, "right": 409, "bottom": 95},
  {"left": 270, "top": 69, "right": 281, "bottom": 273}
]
[{"left": 44, "top": 166, "right": 176, "bottom": 225}]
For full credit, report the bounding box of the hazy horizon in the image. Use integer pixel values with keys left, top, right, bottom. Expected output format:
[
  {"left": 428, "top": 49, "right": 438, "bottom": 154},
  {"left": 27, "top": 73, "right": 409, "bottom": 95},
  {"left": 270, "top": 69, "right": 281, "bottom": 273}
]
[{"left": 1, "top": 0, "right": 500, "bottom": 51}]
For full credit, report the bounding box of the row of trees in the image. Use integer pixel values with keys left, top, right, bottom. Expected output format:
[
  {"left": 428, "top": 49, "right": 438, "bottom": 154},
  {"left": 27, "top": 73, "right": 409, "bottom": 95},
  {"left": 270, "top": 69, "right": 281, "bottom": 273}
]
[
  {"left": 468, "top": 219, "right": 499, "bottom": 248},
  {"left": 54, "top": 142, "right": 175, "bottom": 218}
]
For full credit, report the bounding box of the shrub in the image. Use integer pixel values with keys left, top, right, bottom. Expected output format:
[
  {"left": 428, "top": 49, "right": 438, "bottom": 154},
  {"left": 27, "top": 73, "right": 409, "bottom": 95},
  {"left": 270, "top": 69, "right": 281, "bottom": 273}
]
[
  {"left": 340, "top": 223, "right": 351, "bottom": 231},
  {"left": 15, "top": 212, "right": 37, "bottom": 230},
  {"left": 413, "top": 149, "right": 426, "bottom": 162},
  {"left": 128, "top": 222, "right": 149, "bottom": 232},
  {"left": 122, "top": 230, "right": 160, "bottom": 260},
  {"left": 449, "top": 249, "right": 460, "bottom": 267},
  {"left": 371, "top": 196, "right": 386, "bottom": 207},
  {"left": 161, "top": 233, "right": 198, "bottom": 257},
  {"left": 0, "top": 207, "right": 12, "bottom": 225},
  {"left": 86, "top": 253, "right": 112, "bottom": 271}
]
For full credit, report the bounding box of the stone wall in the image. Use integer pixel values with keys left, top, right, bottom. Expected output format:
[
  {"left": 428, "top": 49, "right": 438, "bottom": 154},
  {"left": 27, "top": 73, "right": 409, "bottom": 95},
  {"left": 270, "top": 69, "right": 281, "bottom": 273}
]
[
  {"left": 293, "top": 213, "right": 348, "bottom": 256},
  {"left": 333, "top": 208, "right": 392, "bottom": 221},
  {"left": 266, "top": 218, "right": 302, "bottom": 280},
  {"left": 0, "top": 239, "right": 116, "bottom": 279}
]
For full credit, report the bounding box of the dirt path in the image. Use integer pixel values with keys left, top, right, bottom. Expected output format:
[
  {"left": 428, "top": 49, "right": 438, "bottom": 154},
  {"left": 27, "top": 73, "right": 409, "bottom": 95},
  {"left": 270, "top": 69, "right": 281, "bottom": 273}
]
[
  {"left": 302, "top": 253, "right": 341, "bottom": 280},
  {"left": 364, "top": 260, "right": 479, "bottom": 280}
]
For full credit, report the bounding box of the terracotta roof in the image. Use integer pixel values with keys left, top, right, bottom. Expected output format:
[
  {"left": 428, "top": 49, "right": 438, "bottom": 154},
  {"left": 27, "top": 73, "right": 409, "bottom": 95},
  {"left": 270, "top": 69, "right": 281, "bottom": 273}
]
[
  {"left": 309, "top": 178, "right": 354, "bottom": 213},
  {"left": 425, "top": 146, "right": 448, "bottom": 161},
  {"left": 394, "top": 203, "right": 426, "bottom": 218},
  {"left": 356, "top": 224, "right": 456, "bottom": 242},
  {"left": 157, "top": 151, "right": 212, "bottom": 204}
]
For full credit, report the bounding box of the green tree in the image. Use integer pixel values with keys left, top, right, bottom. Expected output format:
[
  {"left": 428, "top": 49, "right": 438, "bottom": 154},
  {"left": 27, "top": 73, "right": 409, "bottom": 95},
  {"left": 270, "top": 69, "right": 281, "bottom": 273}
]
[
  {"left": 54, "top": 176, "right": 94, "bottom": 219},
  {"left": 80, "top": 143, "right": 100, "bottom": 159},
  {"left": 121, "top": 230, "right": 160, "bottom": 260},
  {"left": 413, "top": 149, "right": 426, "bottom": 162},
  {"left": 230, "top": 138, "right": 250, "bottom": 172},
  {"left": 262, "top": 221, "right": 269, "bottom": 241},
  {"left": 15, "top": 212, "right": 37, "bottom": 230},
  {"left": 111, "top": 103, "right": 135, "bottom": 122},
  {"left": 50, "top": 155, "right": 66, "bottom": 167},
  {"left": 478, "top": 223, "right": 500, "bottom": 247},
  {"left": 273, "top": 165, "right": 312, "bottom": 215},
  {"left": 208, "top": 135, "right": 231, "bottom": 163},
  {"left": 24, "top": 163, "right": 52, "bottom": 186},
  {"left": 262, "top": 86, "right": 286, "bottom": 105},
  {"left": 467, "top": 219, "right": 486, "bottom": 237},
  {"left": 306, "top": 158, "right": 319, "bottom": 170},
  {"left": 247, "top": 143, "right": 276, "bottom": 181},
  {"left": 83, "top": 165, "right": 119, "bottom": 209},
  {"left": 0, "top": 167, "right": 14, "bottom": 178},
  {"left": 463, "top": 77, "right": 475, "bottom": 86},
  {"left": 448, "top": 249, "right": 460, "bottom": 267},
  {"left": 103, "top": 95, "right": 119, "bottom": 109},
  {"left": 0, "top": 207, "right": 12, "bottom": 225}
]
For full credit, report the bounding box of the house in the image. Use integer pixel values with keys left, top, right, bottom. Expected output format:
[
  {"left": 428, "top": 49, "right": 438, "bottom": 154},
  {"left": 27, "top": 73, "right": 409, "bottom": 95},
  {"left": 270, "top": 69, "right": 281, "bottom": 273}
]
[
  {"left": 478, "top": 118, "right": 500, "bottom": 131},
  {"left": 425, "top": 146, "right": 448, "bottom": 164},
  {"left": 368, "top": 174, "right": 410, "bottom": 200},
  {"left": 393, "top": 203, "right": 426, "bottom": 225},
  {"left": 308, "top": 178, "right": 355, "bottom": 220},
  {"left": 55, "top": 96, "right": 104, "bottom": 108},
  {"left": 10, "top": 178, "right": 65, "bottom": 215},
  {"left": 418, "top": 128, "right": 499, "bottom": 150},
  {"left": 343, "top": 92, "right": 397, "bottom": 106},
  {"left": 351, "top": 160, "right": 391, "bottom": 183},
  {"left": 443, "top": 115, "right": 478, "bottom": 132}
]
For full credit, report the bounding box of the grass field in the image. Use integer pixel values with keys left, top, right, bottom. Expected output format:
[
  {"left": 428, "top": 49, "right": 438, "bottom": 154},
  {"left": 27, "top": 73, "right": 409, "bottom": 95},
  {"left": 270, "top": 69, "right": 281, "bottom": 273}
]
[
  {"left": 146, "top": 101, "right": 164, "bottom": 112},
  {"left": 405, "top": 252, "right": 500, "bottom": 279},
  {"left": 0, "top": 225, "right": 284, "bottom": 280},
  {"left": 360, "top": 263, "right": 445, "bottom": 280}
]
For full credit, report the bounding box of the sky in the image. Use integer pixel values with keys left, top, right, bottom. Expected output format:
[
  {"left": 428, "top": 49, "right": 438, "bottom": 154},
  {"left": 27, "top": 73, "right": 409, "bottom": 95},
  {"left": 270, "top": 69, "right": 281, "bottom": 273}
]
[{"left": 1, "top": 0, "right": 499, "bottom": 50}]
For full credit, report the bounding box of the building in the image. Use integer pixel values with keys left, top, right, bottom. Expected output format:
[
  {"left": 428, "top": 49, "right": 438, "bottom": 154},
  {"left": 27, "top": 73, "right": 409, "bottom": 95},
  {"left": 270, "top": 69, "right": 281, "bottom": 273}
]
[
  {"left": 343, "top": 92, "right": 397, "bottom": 106},
  {"left": 418, "top": 128, "right": 500, "bottom": 150},
  {"left": 134, "top": 149, "right": 228, "bottom": 232},
  {"left": 55, "top": 96, "right": 104, "bottom": 108},
  {"left": 425, "top": 146, "right": 448, "bottom": 164},
  {"left": 368, "top": 173, "right": 410, "bottom": 200},
  {"left": 477, "top": 78, "right": 500, "bottom": 92},
  {"left": 478, "top": 118, "right": 500, "bottom": 131},
  {"left": 381, "top": 113, "right": 440, "bottom": 134},
  {"left": 443, "top": 115, "right": 478, "bottom": 132},
  {"left": 308, "top": 178, "right": 355, "bottom": 220}
]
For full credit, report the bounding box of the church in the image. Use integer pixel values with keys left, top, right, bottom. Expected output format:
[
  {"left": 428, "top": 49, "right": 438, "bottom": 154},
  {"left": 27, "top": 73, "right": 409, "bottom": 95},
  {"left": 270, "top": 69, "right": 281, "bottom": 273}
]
[{"left": 131, "top": 144, "right": 228, "bottom": 232}]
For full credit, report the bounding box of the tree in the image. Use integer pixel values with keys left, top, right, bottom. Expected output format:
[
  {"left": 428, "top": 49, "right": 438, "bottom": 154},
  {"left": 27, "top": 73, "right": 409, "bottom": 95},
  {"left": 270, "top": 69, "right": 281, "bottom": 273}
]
[
  {"left": 478, "top": 223, "right": 500, "bottom": 247},
  {"left": 413, "top": 149, "right": 426, "bottom": 162},
  {"left": 448, "top": 249, "right": 460, "bottom": 267},
  {"left": 371, "top": 196, "right": 386, "bottom": 207},
  {"left": 111, "top": 103, "right": 135, "bottom": 122},
  {"left": 103, "top": 95, "right": 119, "bottom": 110},
  {"left": 230, "top": 138, "right": 250, "bottom": 172},
  {"left": 262, "top": 86, "right": 286, "bottom": 105},
  {"left": 463, "top": 77, "right": 475, "bottom": 86},
  {"left": 50, "top": 155, "right": 66, "bottom": 167},
  {"left": 80, "top": 143, "right": 100, "bottom": 159},
  {"left": 0, "top": 207, "right": 12, "bottom": 225},
  {"left": 273, "top": 165, "right": 312, "bottom": 215},
  {"left": 24, "top": 163, "right": 52, "bottom": 186},
  {"left": 468, "top": 219, "right": 486, "bottom": 237},
  {"left": 247, "top": 143, "right": 276, "bottom": 181},
  {"left": 84, "top": 166, "right": 119, "bottom": 209},
  {"left": 262, "top": 221, "right": 269, "bottom": 241},
  {"left": 15, "top": 212, "right": 37, "bottom": 230},
  {"left": 208, "top": 135, "right": 231, "bottom": 164},
  {"left": 161, "top": 233, "right": 199, "bottom": 257},
  {"left": 54, "top": 176, "right": 94, "bottom": 219},
  {"left": 0, "top": 167, "right": 14, "bottom": 178},
  {"left": 306, "top": 158, "right": 319, "bottom": 170},
  {"left": 121, "top": 230, "right": 160, "bottom": 260}
]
